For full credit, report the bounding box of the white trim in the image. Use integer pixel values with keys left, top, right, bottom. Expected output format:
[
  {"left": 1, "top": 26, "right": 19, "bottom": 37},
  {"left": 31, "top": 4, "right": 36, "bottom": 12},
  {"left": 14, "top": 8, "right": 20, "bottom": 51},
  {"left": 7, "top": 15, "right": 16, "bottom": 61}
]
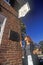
[{"left": 0, "top": 18, "right": 7, "bottom": 44}]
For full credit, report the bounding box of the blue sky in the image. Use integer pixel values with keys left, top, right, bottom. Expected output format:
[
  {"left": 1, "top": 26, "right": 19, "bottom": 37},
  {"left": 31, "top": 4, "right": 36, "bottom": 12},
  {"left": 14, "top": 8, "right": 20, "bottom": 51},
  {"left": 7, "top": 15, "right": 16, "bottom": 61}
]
[{"left": 22, "top": 0, "right": 43, "bottom": 43}]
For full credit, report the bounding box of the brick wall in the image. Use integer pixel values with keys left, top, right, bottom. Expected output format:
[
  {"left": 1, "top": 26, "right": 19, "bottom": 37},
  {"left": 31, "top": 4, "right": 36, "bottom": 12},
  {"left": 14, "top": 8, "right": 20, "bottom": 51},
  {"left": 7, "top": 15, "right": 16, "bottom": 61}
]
[{"left": 0, "top": 0, "right": 22, "bottom": 65}]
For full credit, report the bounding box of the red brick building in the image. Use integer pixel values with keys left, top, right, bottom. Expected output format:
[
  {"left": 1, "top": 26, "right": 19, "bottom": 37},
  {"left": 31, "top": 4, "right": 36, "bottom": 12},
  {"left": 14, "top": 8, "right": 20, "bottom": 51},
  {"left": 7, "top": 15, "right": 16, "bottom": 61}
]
[{"left": 0, "top": 0, "right": 22, "bottom": 65}]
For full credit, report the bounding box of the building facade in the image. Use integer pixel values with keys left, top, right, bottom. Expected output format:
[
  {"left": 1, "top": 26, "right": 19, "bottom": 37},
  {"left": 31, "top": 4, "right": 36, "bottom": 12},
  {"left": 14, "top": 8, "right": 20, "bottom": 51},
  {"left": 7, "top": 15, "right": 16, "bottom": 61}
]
[{"left": 0, "top": 0, "right": 22, "bottom": 65}]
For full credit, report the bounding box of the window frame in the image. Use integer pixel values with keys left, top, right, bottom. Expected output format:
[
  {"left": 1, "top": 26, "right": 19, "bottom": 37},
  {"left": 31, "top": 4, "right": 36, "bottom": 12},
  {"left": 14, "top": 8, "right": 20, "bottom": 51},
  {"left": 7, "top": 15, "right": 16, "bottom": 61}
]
[{"left": 0, "top": 14, "right": 7, "bottom": 44}]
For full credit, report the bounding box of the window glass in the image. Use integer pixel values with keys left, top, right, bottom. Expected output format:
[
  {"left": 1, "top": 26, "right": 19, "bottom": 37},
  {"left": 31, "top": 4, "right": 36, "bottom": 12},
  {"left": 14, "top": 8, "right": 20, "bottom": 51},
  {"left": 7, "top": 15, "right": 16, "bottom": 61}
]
[{"left": 9, "top": 30, "right": 20, "bottom": 42}]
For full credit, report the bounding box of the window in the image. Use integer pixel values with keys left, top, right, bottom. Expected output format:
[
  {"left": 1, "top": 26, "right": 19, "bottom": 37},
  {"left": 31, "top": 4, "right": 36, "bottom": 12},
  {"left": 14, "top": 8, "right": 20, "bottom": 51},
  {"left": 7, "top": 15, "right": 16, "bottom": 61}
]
[
  {"left": 4, "top": 0, "right": 10, "bottom": 5},
  {"left": 4, "top": 0, "right": 20, "bottom": 11},
  {"left": 9, "top": 30, "right": 20, "bottom": 42},
  {"left": 4, "top": 0, "right": 16, "bottom": 7},
  {"left": 4, "top": 0, "right": 10, "bottom": 3},
  {"left": 0, "top": 14, "right": 7, "bottom": 44},
  {"left": 6, "top": 0, "right": 10, "bottom": 2}
]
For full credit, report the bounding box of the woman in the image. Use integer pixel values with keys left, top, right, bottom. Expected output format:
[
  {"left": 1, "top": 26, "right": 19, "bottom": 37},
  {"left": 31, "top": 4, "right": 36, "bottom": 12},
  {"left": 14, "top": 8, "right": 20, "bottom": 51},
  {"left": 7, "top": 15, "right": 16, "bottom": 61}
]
[{"left": 24, "top": 36, "right": 39, "bottom": 65}]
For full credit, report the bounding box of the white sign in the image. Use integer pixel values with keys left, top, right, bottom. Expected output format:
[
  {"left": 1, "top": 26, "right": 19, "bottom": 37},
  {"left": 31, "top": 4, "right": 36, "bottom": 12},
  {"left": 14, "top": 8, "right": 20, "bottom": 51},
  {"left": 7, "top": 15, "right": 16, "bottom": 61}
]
[{"left": 18, "top": 2, "right": 30, "bottom": 18}]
